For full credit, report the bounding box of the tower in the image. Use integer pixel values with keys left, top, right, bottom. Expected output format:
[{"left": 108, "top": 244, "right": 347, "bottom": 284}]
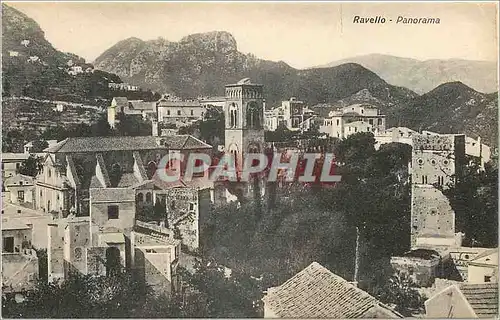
[
  {"left": 410, "top": 133, "right": 466, "bottom": 250},
  {"left": 224, "top": 78, "right": 265, "bottom": 171}
]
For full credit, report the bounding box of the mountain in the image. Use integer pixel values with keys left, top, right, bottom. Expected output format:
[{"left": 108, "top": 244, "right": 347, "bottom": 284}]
[
  {"left": 317, "top": 54, "right": 498, "bottom": 95},
  {"left": 1, "top": 4, "right": 124, "bottom": 102},
  {"left": 94, "top": 32, "right": 417, "bottom": 108},
  {"left": 389, "top": 81, "right": 498, "bottom": 146}
]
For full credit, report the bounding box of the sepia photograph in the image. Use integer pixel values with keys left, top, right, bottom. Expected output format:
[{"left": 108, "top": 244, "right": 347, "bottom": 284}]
[{"left": 1, "top": 1, "right": 499, "bottom": 318}]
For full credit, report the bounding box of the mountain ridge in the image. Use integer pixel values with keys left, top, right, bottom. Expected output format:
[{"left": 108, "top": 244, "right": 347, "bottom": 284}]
[
  {"left": 316, "top": 53, "right": 498, "bottom": 94},
  {"left": 93, "top": 33, "right": 415, "bottom": 108}
]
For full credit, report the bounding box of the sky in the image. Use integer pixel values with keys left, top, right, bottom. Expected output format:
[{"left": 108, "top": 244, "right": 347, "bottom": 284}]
[{"left": 6, "top": 1, "right": 499, "bottom": 69}]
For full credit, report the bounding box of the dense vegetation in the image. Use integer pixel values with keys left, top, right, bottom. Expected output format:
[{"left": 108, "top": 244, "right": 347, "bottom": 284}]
[{"left": 203, "top": 133, "right": 412, "bottom": 293}]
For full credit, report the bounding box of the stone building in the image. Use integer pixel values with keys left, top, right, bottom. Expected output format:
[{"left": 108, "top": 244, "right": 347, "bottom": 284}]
[
  {"left": 3, "top": 174, "right": 35, "bottom": 206},
  {"left": 319, "top": 104, "right": 386, "bottom": 139},
  {"left": 2, "top": 221, "right": 38, "bottom": 294},
  {"left": 1, "top": 153, "right": 30, "bottom": 180},
  {"left": 36, "top": 135, "right": 211, "bottom": 217},
  {"left": 156, "top": 96, "right": 206, "bottom": 126},
  {"left": 410, "top": 133, "right": 466, "bottom": 250},
  {"left": 107, "top": 97, "right": 156, "bottom": 129},
  {"left": 224, "top": 78, "right": 265, "bottom": 170}
]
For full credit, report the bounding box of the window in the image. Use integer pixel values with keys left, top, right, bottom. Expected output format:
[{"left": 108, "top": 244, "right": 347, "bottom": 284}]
[
  {"left": 167, "top": 110, "right": 171, "bottom": 116},
  {"left": 137, "top": 193, "right": 144, "bottom": 203},
  {"left": 190, "top": 110, "right": 194, "bottom": 116},
  {"left": 189, "top": 203, "right": 195, "bottom": 211},
  {"left": 19, "top": 181, "right": 23, "bottom": 186},
  {"left": 361, "top": 109, "right": 364, "bottom": 114},
  {"left": 16, "top": 163, "right": 20, "bottom": 170},
  {"left": 177, "top": 110, "right": 181, "bottom": 116},
  {"left": 145, "top": 192, "right": 152, "bottom": 203},
  {"left": 3, "top": 236, "right": 14, "bottom": 253},
  {"left": 18, "top": 191, "right": 25, "bottom": 201},
  {"left": 107, "top": 205, "right": 119, "bottom": 219},
  {"left": 378, "top": 119, "right": 383, "bottom": 125},
  {"left": 336, "top": 119, "right": 340, "bottom": 125},
  {"left": 74, "top": 247, "right": 83, "bottom": 261},
  {"left": 48, "top": 169, "right": 51, "bottom": 178},
  {"left": 485, "top": 276, "right": 492, "bottom": 283}
]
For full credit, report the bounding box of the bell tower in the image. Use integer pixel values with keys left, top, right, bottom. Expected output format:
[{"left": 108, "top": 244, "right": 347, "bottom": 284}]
[{"left": 224, "top": 78, "right": 265, "bottom": 171}]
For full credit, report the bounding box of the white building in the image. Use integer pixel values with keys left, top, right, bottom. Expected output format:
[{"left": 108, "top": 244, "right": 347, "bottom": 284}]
[
  {"left": 157, "top": 95, "right": 205, "bottom": 125},
  {"left": 319, "top": 104, "right": 386, "bottom": 139},
  {"left": 8, "top": 51, "right": 19, "bottom": 57},
  {"left": 264, "top": 98, "right": 316, "bottom": 132}
]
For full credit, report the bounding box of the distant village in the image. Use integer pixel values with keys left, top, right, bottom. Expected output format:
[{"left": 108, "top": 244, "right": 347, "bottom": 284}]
[{"left": 1, "top": 75, "right": 497, "bottom": 319}]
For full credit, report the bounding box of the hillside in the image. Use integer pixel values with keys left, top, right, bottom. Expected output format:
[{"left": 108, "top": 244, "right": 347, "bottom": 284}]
[
  {"left": 1, "top": 4, "right": 126, "bottom": 102},
  {"left": 389, "top": 82, "right": 498, "bottom": 146},
  {"left": 319, "top": 54, "right": 498, "bottom": 95},
  {"left": 94, "top": 32, "right": 417, "bottom": 108}
]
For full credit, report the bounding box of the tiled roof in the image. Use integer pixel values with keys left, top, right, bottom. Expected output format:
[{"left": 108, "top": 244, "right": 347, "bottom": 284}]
[
  {"left": 471, "top": 248, "right": 498, "bottom": 262},
  {"left": 1, "top": 153, "right": 30, "bottom": 161},
  {"left": 3, "top": 174, "right": 35, "bottom": 187},
  {"left": 157, "top": 100, "right": 202, "bottom": 107},
  {"left": 45, "top": 135, "right": 211, "bottom": 153},
  {"left": 99, "top": 232, "right": 125, "bottom": 244},
  {"left": 89, "top": 188, "right": 136, "bottom": 202},
  {"left": 128, "top": 101, "right": 156, "bottom": 111},
  {"left": 1, "top": 220, "right": 31, "bottom": 230},
  {"left": 262, "top": 262, "right": 402, "bottom": 319},
  {"left": 460, "top": 283, "right": 498, "bottom": 318},
  {"left": 117, "top": 173, "right": 140, "bottom": 188}
]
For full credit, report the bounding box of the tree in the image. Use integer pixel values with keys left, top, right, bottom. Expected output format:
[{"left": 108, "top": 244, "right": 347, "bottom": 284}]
[
  {"left": 442, "top": 158, "right": 498, "bottom": 247},
  {"left": 31, "top": 140, "right": 49, "bottom": 153},
  {"left": 374, "top": 271, "right": 425, "bottom": 317},
  {"left": 115, "top": 113, "right": 152, "bottom": 136},
  {"left": 18, "top": 155, "right": 44, "bottom": 177},
  {"left": 177, "top": 260, "right": 262, "bottom": 318},
  {"left": 2, "top": 272, "right": 150, "bottom": 318}
]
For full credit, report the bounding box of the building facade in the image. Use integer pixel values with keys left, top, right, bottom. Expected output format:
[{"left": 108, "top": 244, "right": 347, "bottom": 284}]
[
  {"left": 319, "top": 104, "right": 386, "bottom": 139},
  {"left": 224, "top": 78, "right": 265, "bottom": 169},
  {"left": 410, "top": 133, "right": 466, "bottom": 250}
]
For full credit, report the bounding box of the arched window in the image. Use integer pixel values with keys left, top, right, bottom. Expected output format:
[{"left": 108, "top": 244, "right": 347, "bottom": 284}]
[
  {"left": 229, "top": 103, "right": 238, "bottom": 128},
  {"left": 136, "top": 193, "right": 144, "bottom": 203},
  {"left": 147, "top": 161, "right": 157, "bottom": 179},
  {"left": 74, "top": 247, "right": 83, "bottom": 261},
  {"left": 146, "top": 192, "right": 152, "bottom": 203},
  {"left": 246, "top": 102, "right": 261, "bottom": 129}
]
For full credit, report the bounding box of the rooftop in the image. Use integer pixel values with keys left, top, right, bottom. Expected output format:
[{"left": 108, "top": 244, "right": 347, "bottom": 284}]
[
  {"left": 460, "top": 283, "right": 498, "bottom": 318},
  {"left": 45, "top": 135, "right": 211, "bottom": 153},
  {"left": 402, "top": 249, "right": 441, "bottom": 260},
  {"left": 262, "top": 262, "right": 402, "bottom": 318},
  {"left": 1, "top": 153, "right": 30, "bottom": 161}
]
